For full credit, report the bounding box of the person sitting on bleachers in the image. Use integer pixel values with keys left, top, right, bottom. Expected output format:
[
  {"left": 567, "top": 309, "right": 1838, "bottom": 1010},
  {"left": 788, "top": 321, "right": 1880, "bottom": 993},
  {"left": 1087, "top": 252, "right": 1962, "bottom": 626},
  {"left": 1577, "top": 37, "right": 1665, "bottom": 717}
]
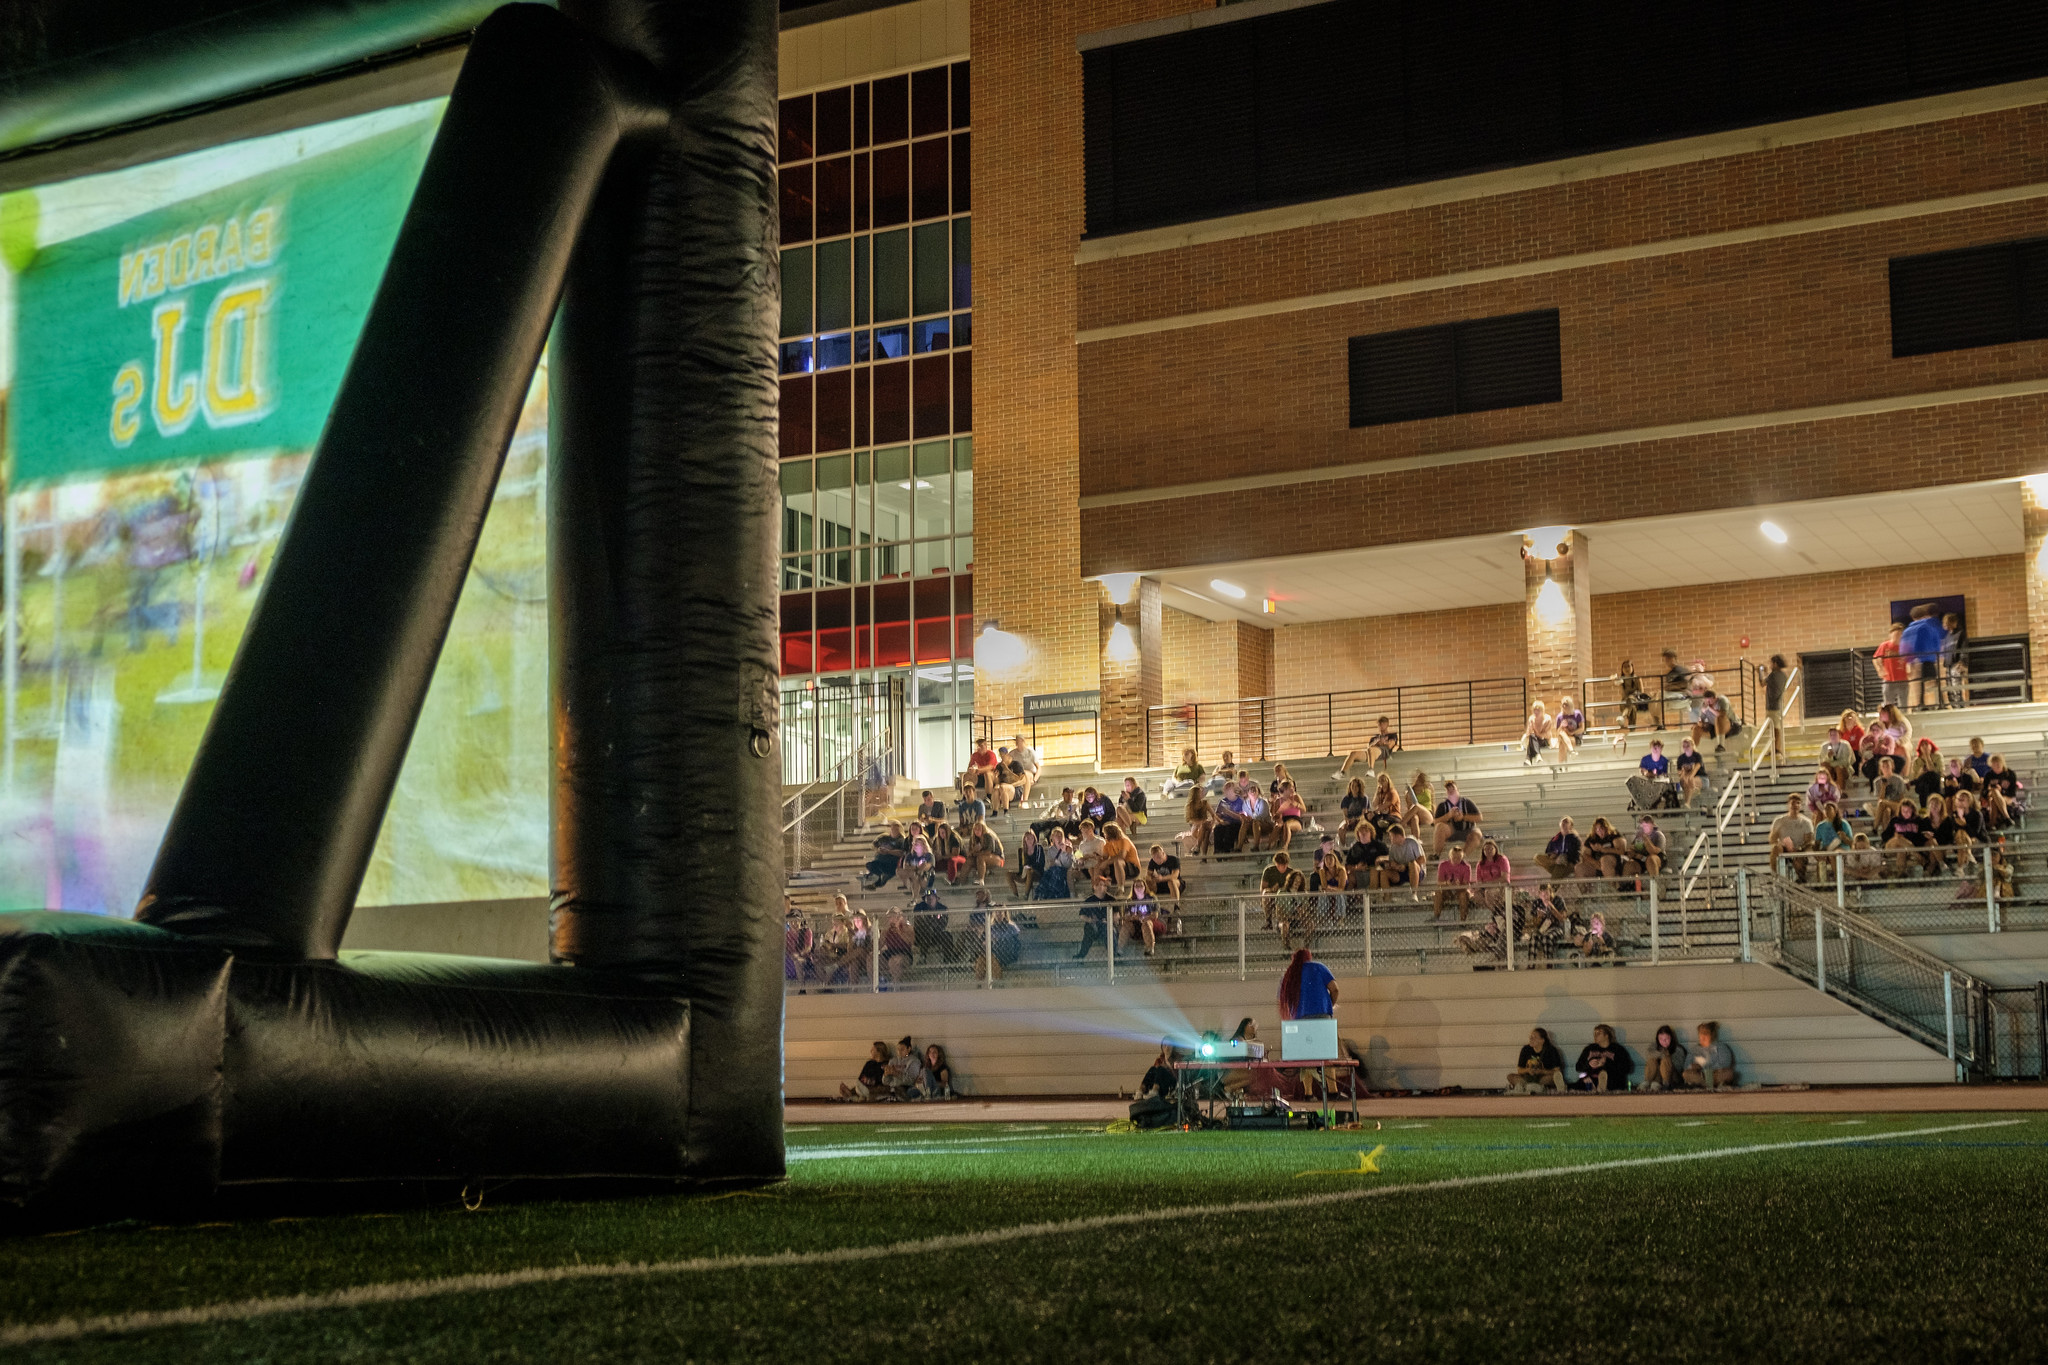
[
  {"left": 863, "top": 820, "right": 910, "bottom": 891},
  {"left": 1869, "top": 756, "right": 1906, "bottom": 831},
  {"left": 1690, "top": 689, "right": 1740, "bottom": 754},
  {"left": 1475, "top": 837, "right": 1512, "bottom": 907},
  {"left": 1768, "top": 794, "right": 1816, "bottom": 880},
  {"left": 1681, "top": 1021, "right": 1737, "bottom": 1090},
  {"left": 1334, "top": 776, "right": 1370, "bottom": 837},
  {"left": 1203, "top": 750, "right": 1238, "bottom": 795},
  {"left": 1117, "top": 776, "right": 1149, "bottom": 832},
  {"left": 1578, "top": 817, "right": 1624, "bottom": 878},
  {"left": 1031, "top": 829, "right": 1074, "bottom": 900},
  {"left": 930, "top": 821, "right": 967, "bottom": 885},
  {"left": 965, "top": 819, "right": 1005, "bottom": 886},
  {"left": 1555, "top": 695, "right": 1587, "bottom": 762},
  {"left": 1238, "top": 783, "right": 1276, "bottom": 852},
  {"left": 1909, "top": 740, "right": 1944, "bottom": 805},
  {"left": 1095, "top": 821, "right": 1141, "bottom": 897},
  {"left": 1346, "top": 822, "right": 1389, "bottom": 885},
  {"left": 1947, "top": 789, "right": 1989, "bottom": 850},
  {"left": 1272, "top": 782, "right": 1309, "bottom": 852},
  {"left": 1626, "top": 816, "right": 1667, "bottom": 877},
  {"left": 1180, "top": 785, "right": 1217, "bottom": 860},
  {"left": 1332, "top": 715, "right": 1403, "bottom": 780},
  {"left": 1006, "top": 734, "right": 1041, "bottom": 802},
  {"left": 1574, "top": 912, "right": 1616, "bottom": 960},
  {"left": 902, "top": 834, "right": 934, "bottom": 896},
  {"left": 1260, "top": 851, "right": 1305, "bottom": 931},
  {"left": 1143, "top": 843, "right": 1183, "bottom": 904},
  {"left": 1122, "top": 884, "right": 1164, "bottom": 955},
  {"left": 1009, "top": 828, "right": 1045, "bottom": 898},
  {"left": 953, "top": 788, "right": 987, "bottom": 834},
  {"left": 1078, "top": 785, "right": 1115, "bottom": 829},
  {"left": 911, "top": 885, "right": 952, "bottom": 964},
  {"left": 1844, "top": 832, "right": 1882, "bottom": 881},
  {"left": 1918, "top": 795, "right": 1960, "bottom": 874},
  {"left": 879, "top": 907, "right": 914, "bottom": 984},
  {"left": 1881, "top": 799, "right": 1931, "bottom": 877},
  {"left": 1031, "top": 787, "right": 1081, "bottom": 841},
  {"left": 1943, "top": 758, "right": 1979, "bottom": 805},
  {"left": 1303, "top": 848, "right": 1347, "bottom": 946},
  {"left": 784, "top": 897, "right": 815, "bottom": 986},
  {"left": 1524, "top": 885, "right": 1574, "bottom": 958},
  {"left": 960, "top": 741, "right": 999, "bottom": 799},
  {"left": 1162, "top": 748, "right": 1204, "bottom": 799},
  {"left": 1433, "top": 842, "right": 1475, "bottom": 922},
  {"left": 1984, "top": 754, "right": 2025, "bottom": 821},
  {"left": 1674, "top": 738, "right": 1707, "bottom": 807},
  {"left": 1522, "top": 700, "right": 1557, "bottom": 765},
  {"left": 1536, "top": 817, "right": 1581, "bottom": 879},
  {"left": 1400, "top": 770, "right": 1433, "bottom": 838},
  {"left": 1431, "top": 778, "right": 1484, "bottom": 859},
  {"left": 1629, "top": 739, "right": 1674, "bottom": 811},
  {"left": 915, "top": 788, "right": 946, "bottom": 831},
  {"left": 1806, "top": 767, "right": 1842, "bottom": 818},
  {"left": 1212, "top": 781, "right": 1246, "bottom": 856},
  {"left": 1378, "top": 825, "right": 1426, "bottom": 893},
  {"left": 1813, "top": 802, "right": 1854, "bottom": 860},
  {"left": 1610, "top": 659, "right": 1649, "bottom": 752},
  {"left": 1819, "top": 727, "right": 1856, "bottom": 792}
]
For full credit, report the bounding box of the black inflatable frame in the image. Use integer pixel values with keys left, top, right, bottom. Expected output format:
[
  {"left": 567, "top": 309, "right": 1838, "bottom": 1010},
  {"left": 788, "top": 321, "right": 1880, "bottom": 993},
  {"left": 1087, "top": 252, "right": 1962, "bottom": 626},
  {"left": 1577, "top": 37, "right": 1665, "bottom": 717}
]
[{"left": 0, "top": 0, "right": 786, "bottom": 1222}]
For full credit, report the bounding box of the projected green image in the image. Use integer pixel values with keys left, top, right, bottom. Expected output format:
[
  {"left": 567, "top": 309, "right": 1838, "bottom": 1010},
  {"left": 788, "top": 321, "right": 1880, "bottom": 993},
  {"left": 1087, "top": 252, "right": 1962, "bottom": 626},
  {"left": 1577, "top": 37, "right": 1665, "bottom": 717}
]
[{"left": 0, "top": 99, "right": 549, "bottom": 914}]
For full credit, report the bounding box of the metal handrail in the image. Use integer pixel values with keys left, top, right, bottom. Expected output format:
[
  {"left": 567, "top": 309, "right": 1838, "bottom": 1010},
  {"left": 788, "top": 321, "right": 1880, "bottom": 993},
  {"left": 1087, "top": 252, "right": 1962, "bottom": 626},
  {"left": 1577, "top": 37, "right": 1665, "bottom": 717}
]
[
  {"left": 1677, "top": 723, "right": 1785, "bottom": 903},
  {"left": 783, "top": 732, "right": 895, "bottom": 875},
  {"left": 1143, "top": 676, "right": 1528, "bottom": 767}
]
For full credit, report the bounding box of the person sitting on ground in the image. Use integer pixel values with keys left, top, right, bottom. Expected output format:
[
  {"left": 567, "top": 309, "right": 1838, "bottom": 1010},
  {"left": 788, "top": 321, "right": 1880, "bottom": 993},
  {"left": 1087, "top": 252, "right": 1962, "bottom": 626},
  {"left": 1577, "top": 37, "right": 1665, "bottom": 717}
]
[
  {"left": 882, "top": 1035, "right": 926, "bottom": 1099},
  {"left": 920, "top": 1043, "right": 955, "bottom": 1100},
  {"left": 1575, "top": 1024, "right": 1632, "bottom": 1092},
  {"left": 1475, "top": 837, "right": 1512, "bottom": 910},
  {"left": 1881, "top": 798, "right": 1930, "bottom": 878},
  {"left": 1768, "top": 794, "right": 1817, "bottom": 880},
  {"left": 1508, "top": 1027, "right": 1568, "bottom": 1093},
  {"left": 1009, "top": 827, "right": 1045, "bottom": 898},
  {"left": 1638, "top": 1024, "right": 1686, "bottom": 1093},
  {"left": 1031, "top": 828, "right": 1074, "bottom": 900},
  {"left": 1820, "top": 727, "right": 1856, "bottom": 793},
  {"left": 1143, "top": 843, "right": 1183, "bottom": 904},
  {"left": 1138, "top": 1040, "right": 1181, "bottom": 1102},
  {"left": 1431, "top": 779, "right": 1484, "bottom": 859},
  {"left": 1337, "top": 776, "right": 1372, "bottom": 836},
  {"left": 1870, "top": 756, "right": 1907, "bottom": 831},
  {"left": 1555, "top": 695, "right": 1587, "bottom": 762},
  {"left": 879, "top": 907, "right": 915, "bottom": 984},
  {"left": 1577, "top": 817, "right": 1624, "bottom": 878},
  {"left": 1272, "top": 781, "right": 1309, "bottom": 852},
  {"left": 1095, "top": 821, "right": 1141, "bottom": 898},
  {"left": 1181, "top": 785, "right": 1217, "bottom": 860},
  {"left": 838, "top": 1040, "right": 891, "bottom": 1101},
  {"left": 1674, "top": 738, "right": 1708, "bottom": 807},
  {"left": 1627, "top": 816, "right": 1668, "bottom": 877},
  {"left": 1806, "top": 766, "right": 1842, "bottom": 819},
  {"left": 1433, "top": 841, "right": 1476, "bottom": 922},
  {"left": 1523, "top": 699, "right": 1557, "bottom": 765},
  {"left": 1844, "top": 832, "right": 1883, "bottom": 882},
  {"left": 964, "top": 819, "right": 1005, "bottom": 886},
  {"left": 1163, "top": 748, "right": 1205, "bottom": 799},
  {"left": 1260, "top": 851, "right": 1306, "bottom": 930},
  {"left": 1536, "top": 817, "right": 1582, "bottom": 879},
  {"left": 1116, "top": 776, "right": 1150, "bottom": 832},
  {"left": 1334, "top": 715, "right": 1403, "bottom": 779},
  {"left": 1681, "top": 1021, "right": 1737, "bottom": 1090},
  {"left": 864, "top": 820, "right": 910, "bottom": 891},
  {"left": 1378, "top": 825, "right": 1427, "bottom": 893}
]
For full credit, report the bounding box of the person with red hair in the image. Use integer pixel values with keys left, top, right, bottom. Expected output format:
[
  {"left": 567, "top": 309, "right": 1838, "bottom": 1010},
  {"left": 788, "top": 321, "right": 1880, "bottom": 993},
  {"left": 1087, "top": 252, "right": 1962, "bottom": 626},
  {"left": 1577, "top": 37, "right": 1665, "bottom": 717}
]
[{"left": 1278, "top": 947, "right": 1338, "bottom": 1021}]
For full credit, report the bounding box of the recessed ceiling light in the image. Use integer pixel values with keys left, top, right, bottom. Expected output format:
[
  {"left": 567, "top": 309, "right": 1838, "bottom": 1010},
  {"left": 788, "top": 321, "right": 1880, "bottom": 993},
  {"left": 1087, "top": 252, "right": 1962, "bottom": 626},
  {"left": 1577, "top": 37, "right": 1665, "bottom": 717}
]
[
  {"left": 1759, "top": 520, "right": 1788, "bottom": 544},
  {"left": 1209, "top": 578, "right": 1247, "bottom": 599}
]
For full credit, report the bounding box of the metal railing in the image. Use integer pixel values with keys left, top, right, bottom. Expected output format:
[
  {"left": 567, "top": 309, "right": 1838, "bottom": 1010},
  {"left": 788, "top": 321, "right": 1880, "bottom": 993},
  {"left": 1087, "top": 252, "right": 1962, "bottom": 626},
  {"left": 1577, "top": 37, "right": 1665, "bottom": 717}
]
[
  {"left": 1579, "top": 658, "right": 1759, "bottom": 736},
  {"left": 1757, "top": 873, "right": 1978, "bottom": 1072},
  {"left": 1843, "top": 639, "right": 2031, "bottom": 715},
  {"left": 783, "top": 731, "right": 896, "bottom": 876},
  {"left": 1979, "top": 983, "right": 2048, "bottom": 1081},
  {"left": 1144, "top": 676, "right": 1527, "bottom": 768},
  {"left": 780, "top": 675, "right": 905, "bottom": 787}
]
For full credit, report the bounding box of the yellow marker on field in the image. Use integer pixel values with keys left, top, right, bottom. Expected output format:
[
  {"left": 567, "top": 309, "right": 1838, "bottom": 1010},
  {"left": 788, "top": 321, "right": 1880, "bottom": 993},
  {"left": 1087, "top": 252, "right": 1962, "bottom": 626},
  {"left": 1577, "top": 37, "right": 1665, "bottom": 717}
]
[{"left": 1294, "top": 1145, "right": 1386, "bottom": 1178}]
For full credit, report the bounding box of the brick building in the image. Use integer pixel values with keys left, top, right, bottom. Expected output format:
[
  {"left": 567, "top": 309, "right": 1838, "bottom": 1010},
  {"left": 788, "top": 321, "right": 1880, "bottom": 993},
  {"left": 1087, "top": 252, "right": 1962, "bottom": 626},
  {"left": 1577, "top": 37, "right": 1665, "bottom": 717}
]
[{"left": 784, "top": 0, "right": 2048, "bottom": 776}]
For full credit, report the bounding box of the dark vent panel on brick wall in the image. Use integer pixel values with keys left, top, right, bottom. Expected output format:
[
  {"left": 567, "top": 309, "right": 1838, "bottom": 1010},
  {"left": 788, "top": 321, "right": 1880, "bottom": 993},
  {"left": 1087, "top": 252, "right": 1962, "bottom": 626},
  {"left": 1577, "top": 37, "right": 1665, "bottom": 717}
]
[
  {"left": 1890, "top": 237, "right": 2048, "bottom": 356},
  {"left": 1082, "top": 0, "right": 2048, "bottom": 237},
  {"left": 1349, "top": 310, "right": 1561, "bottom": 427}
]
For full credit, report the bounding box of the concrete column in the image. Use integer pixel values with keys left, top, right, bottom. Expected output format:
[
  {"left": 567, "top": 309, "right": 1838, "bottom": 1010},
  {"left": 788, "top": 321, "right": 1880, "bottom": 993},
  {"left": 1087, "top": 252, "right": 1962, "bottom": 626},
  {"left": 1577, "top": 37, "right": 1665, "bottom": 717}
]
[
  {"left": 2021, "top": 479, "right": 2048, "bottom": 703},
  {"left": 1523, "top": 528, "right": 1593, "bottom": 711},
  {"left": 1099, "top": 577, "right": 1161, "bottom": 768}
]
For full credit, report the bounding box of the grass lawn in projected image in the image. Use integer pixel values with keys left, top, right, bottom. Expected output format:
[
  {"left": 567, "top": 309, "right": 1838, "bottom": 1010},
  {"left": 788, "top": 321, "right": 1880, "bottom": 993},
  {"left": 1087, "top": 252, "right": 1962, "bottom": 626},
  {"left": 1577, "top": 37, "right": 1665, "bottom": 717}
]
[{"left": 2, "top": 1114, "right": 2043, "bottom": 1362}]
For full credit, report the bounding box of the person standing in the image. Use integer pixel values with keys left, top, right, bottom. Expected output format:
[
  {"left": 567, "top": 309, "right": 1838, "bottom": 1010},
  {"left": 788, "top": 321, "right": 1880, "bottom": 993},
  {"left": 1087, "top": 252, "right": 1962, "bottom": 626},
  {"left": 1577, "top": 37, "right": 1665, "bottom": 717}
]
[
  {"left": 1901, "top": 605, "right": 1947, "bottom": 711},
  {"left": 1278, "top": 947, "right": 1338, "bottom": 1020},
  {"left": 1760, "top": 654, "right": 1790, "bottom": 760},
  {"left": 1873, "top": 622, "right": 1909, "bottom": 709}
]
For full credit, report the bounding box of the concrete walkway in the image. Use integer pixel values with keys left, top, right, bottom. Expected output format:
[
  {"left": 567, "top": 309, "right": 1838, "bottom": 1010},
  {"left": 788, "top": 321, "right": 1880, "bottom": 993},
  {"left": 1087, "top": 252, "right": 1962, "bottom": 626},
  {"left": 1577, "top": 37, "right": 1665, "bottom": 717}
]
[{"left": 787, "top": 1084, "right": 2048, "bottom": 1124}]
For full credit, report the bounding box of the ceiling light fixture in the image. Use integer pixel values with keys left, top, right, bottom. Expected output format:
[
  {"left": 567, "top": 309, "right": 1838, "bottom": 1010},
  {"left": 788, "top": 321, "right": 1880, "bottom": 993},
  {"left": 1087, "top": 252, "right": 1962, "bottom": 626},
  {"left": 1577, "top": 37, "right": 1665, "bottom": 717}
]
[
  {"left": 1209, "top": 578, "right": 1247, "bottom": 600},
  {"left": 1759, "top": 520, "right": 1788, "bottom": 545}
]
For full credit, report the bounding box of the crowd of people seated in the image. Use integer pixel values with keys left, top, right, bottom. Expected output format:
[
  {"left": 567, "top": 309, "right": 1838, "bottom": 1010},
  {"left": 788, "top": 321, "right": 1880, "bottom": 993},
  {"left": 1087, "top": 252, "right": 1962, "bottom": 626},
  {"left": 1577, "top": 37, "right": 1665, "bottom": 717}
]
[
  {"left": 1507, "top": 1020, "right": 1736, "bottom": 1093},
  {"left": 835, "top": 1034, "right": 958, "bottom": 1101}
]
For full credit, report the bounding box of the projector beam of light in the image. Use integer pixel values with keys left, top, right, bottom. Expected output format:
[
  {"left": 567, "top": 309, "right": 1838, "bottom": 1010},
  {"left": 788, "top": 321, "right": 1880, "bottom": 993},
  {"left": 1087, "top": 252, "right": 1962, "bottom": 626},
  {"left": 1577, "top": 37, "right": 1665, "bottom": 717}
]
[{"left": 982, "top": 968, "right": 1277, "bottom": 1061}]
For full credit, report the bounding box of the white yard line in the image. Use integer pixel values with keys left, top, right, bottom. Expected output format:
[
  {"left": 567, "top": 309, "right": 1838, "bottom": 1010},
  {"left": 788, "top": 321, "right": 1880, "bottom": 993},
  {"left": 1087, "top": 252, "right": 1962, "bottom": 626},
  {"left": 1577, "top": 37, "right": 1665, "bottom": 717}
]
[{"left": 0, "top": 1119, "right": 2021, "bottom": 1347}]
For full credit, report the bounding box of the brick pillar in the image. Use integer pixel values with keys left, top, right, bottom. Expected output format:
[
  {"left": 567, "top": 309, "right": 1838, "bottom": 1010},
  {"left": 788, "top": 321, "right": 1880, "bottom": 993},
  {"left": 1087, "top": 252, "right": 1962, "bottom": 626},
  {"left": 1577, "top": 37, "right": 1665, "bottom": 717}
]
[
  {"left": 1099, "top": 578, "right": 1162, "bottom": 769},
  {"left": 1234, "top": 620, "right": 1275, "bottom": 761},
  {"left": 2022, "top": 480, "right": 2048, "bottom": 703},
  {"left": 1523, "top": 529, "right": 1593, "bottom": 711}
]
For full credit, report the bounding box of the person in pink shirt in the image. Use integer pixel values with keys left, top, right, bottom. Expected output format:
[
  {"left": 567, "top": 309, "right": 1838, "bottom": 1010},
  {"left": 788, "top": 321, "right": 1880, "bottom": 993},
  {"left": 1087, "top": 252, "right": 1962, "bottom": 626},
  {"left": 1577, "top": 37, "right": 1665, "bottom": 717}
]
[
  {"left": 1474, "top": 838, "right": 1512, "bottom": 917},
  {"left": 1433, "top": 842, "right": 1476, "bottom": 922}
]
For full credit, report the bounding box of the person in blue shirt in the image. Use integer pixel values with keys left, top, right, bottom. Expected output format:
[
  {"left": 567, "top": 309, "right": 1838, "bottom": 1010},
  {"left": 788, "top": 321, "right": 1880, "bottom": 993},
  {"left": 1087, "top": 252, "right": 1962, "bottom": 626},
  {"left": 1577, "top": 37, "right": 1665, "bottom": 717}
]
[
  {"left": 1639, "top": 740, "right": 1670, "bottom": 778},
  {"left": 1900, "top": 603, "right": 1947, "bottom": 711},
  {"left": 1279, "top": 948, "right": 1338, "bottom": 1019}
]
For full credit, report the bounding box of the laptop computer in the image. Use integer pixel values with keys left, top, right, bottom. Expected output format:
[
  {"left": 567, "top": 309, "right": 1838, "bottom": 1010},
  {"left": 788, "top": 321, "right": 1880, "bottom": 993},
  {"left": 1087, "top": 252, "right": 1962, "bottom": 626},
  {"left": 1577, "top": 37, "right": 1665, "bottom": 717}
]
[{"left": 1280, "top": 1018, "right": 1338, "bottom": 1061}]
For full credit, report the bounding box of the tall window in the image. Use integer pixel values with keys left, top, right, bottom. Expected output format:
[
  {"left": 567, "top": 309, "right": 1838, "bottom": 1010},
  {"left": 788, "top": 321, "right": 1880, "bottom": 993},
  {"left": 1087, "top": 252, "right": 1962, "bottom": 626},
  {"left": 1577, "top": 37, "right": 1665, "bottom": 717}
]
[{"left": 776, "top": 61, "right": 973, "bottom": 784}]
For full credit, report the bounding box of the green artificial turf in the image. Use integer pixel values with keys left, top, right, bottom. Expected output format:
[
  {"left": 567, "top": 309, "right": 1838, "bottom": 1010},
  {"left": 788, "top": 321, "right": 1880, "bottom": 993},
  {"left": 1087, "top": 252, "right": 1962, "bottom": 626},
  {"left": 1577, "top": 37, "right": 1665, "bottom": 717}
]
[{"left": 2, "top": 1114, "right": 2043, "bottom": 1362}]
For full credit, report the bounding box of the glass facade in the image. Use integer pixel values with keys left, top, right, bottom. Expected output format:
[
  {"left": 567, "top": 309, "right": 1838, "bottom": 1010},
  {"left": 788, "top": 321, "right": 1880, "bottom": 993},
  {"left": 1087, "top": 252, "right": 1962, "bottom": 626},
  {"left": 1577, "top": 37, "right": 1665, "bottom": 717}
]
[{"left": 777, "top": 61, "right": 973, "bottom": 787}]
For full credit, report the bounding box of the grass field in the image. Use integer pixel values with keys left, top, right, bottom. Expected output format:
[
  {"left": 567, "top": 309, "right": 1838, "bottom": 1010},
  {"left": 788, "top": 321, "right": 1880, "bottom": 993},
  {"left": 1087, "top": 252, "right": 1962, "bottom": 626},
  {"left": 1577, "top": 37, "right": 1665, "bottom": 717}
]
[{"left": 2, "top": 1113, "right": 2043, "bottom": 1362}]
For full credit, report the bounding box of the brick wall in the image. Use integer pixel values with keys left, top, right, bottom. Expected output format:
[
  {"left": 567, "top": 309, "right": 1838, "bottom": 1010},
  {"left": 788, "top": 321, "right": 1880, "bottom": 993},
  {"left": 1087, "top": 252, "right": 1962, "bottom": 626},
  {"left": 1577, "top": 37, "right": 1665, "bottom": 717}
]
[{"left": 1273, "top": 603, "right": 1525, "bottom": 694}]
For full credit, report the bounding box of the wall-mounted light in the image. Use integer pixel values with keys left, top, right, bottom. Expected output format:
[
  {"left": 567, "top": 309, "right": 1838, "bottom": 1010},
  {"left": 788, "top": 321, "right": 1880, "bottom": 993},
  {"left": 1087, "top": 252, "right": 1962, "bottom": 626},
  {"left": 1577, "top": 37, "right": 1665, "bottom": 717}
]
[
  {"left": 1759, "top": 520, "right": 1788, "bottom": 545},
  {"left": 1534, "top": 566, "right": 1571, "bottom": 624},
  {"left": 1262, "top": 597, "right": 1277, "bottom": 615},
  {"left": 976, "top": 619, "right": 1029, "bottom": 675},
  {"left": 1097, "top": 572, "right": 1141, "bottom": 605},
  {"left": 1209, "top": 578, "right": 1247, "bottom": 600},
  {"left": 1105, "top": 614, "right": 1139, "bottom": 662},
  {"left": 1520, "top": 525, "right": 1573, "bottom": 561}
]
